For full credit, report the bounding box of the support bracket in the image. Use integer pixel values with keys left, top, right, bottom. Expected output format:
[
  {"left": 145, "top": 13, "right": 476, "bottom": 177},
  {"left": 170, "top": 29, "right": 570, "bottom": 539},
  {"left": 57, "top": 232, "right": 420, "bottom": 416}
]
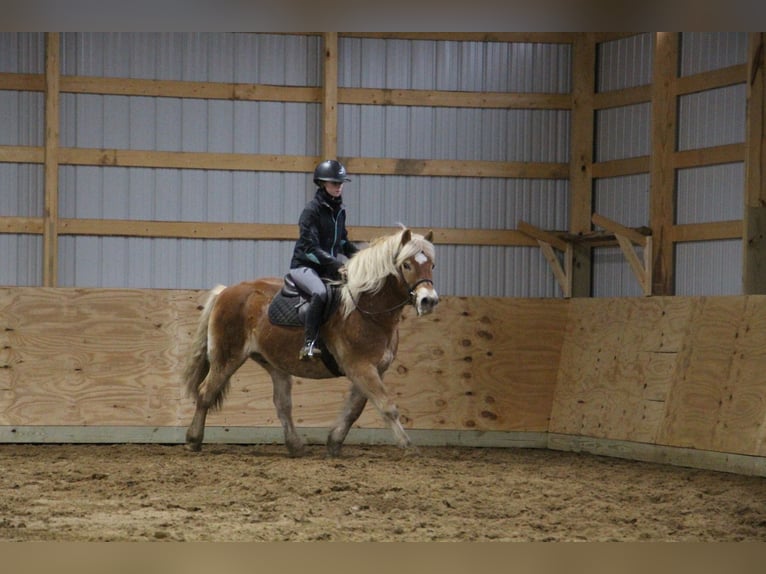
[
  {"left": 591, "top": 213, "right": 653, "bottom": 296},
  {"left": 518, "top": 221, "right": 573, "bottom": 298}
]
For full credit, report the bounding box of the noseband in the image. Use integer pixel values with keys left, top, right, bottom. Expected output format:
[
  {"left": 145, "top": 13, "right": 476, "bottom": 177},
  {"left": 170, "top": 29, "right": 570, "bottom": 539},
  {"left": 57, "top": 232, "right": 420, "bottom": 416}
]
[{"left": 352, "top": 276, "right": 434, "bottom": 317}]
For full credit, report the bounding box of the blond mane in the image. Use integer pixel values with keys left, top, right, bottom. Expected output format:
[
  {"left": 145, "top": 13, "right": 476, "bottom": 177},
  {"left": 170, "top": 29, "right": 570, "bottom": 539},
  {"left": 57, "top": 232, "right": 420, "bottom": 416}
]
[{"left": 340, "top": 228, "right": 435, "bottom": 318}]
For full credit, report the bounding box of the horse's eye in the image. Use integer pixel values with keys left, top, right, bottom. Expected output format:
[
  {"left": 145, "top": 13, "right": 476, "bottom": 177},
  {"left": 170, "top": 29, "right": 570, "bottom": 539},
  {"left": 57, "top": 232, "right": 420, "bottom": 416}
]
[{"left": 403, "top": 262, "right": 411, "bottom": 270}]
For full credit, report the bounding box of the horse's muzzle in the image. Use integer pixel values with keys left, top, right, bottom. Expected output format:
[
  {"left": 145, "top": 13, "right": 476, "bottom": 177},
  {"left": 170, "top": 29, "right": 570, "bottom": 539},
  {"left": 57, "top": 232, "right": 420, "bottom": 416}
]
[{"left": 415, "top": 289, "right": 439, "bottom": 316}]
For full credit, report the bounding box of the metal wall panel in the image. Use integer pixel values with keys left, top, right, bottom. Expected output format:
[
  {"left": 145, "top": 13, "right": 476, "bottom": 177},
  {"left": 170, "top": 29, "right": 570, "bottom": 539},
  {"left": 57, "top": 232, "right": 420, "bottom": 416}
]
[
  {"left": 0, "top": 33, "right": 45, "bottom": 286},
  {"left": 680, "top": 32, "right": 748, "bottom": 76},
  {"left": 60, "top": 33, "right": 322, "bottom": 85},
  {"left": 597, "top": 33, "right": 653, "bottom": 92},
  {"left": 339, "top": 105, "right": 570, "bottom": 163},
  {"left": 339, "top": 38, "right": 571, "bottom": 93},
  {"left": 675, "top": 240, "right": 742, "bottom": 295},
  {"left": 0, "top": 32, "right": 44, "bottom": 73},
  {"left": 595, "top": 103, "right": 651, "bottom": 162},
  {"left": 676, "top": 163, "right": 744, "bottom": 224},
  {"left": 52, "top": 33, "right": 323, "bottom": 289},
  {"left": 678, "top": 84, "right": 746, "bottom": 151}
]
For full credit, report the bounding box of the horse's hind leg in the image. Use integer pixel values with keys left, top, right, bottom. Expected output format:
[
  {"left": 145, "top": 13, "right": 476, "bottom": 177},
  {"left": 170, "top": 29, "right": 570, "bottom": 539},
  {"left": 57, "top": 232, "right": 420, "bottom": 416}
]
[
  {"left": 327, "top": 384, "right": 368, "bottom": 457},
  {"left": 185, "top": 359, "right": 244, "bottom": 452},
  {"left": 270, "top": 369, "right": 305, "bottom": 457}
]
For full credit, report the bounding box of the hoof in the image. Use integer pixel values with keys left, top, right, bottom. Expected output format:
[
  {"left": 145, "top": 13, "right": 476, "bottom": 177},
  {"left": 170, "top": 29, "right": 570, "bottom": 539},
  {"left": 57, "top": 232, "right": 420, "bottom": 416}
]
[
  {"left": 287, "top": 445, "right": 307, "bottom": 458},
  {"left": 326, "top": 444, "right": 342, "bottom": 458},
  {"left": 185, "top": 441, "right": 202, "bottom": 453}
]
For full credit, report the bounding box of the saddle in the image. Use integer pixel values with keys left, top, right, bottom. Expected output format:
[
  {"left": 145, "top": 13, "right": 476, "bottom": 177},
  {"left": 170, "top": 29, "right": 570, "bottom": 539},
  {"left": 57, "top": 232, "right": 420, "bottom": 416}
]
[{"left": 267, "top": 275, "right": 344, "bottom": 376}]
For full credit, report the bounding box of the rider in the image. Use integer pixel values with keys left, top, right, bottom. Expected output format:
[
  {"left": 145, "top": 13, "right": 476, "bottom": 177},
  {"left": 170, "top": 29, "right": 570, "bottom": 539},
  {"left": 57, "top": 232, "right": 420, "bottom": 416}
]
[{"left": 289, "top": 159, "right": 359, "bottom": 360}]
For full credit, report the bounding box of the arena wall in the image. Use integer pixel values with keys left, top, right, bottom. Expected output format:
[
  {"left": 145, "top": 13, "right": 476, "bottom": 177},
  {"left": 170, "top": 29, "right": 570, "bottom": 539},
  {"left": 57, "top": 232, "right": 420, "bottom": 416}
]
[{"left": 2, "top": 287, "right": 766, "bottom": 475}]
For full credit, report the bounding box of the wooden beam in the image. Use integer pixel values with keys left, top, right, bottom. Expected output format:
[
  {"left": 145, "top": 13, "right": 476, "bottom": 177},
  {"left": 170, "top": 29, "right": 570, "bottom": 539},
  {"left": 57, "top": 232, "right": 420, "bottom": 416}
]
[
  {"left": 344, "top": 157, "right": 569, "bottom": 179},
  {"left": 591, "top": 156, "right": 650, "bottom": 179},
  {"left": 569, "top": 33, "right": 596, "bottom": 297},
  {"left": 591, "top": 213, "right": 650, "bottom": 246},
  {"left": 673, "top": 143, "right": 745, "bottom": 169},
  {"left": 650, "top": 32, "right": 679, "bottom": 296},
  {"left": 339, "top": 88, "right": 572, "bottom": 110},
  {"left": 57, "top": 148, "right": 318, "bottom": 173},
  {"left": 675, "top": 64, "right": 747, "bottom": 96},
  {"left": 593, "top": 84, "right": 651, "bottom": 110},
  {"left": 0, "top": 145, "right": 44, "bottom": 164},
  {"left": 0, "top": 72, "right": 44, "bottom": 91},
  {"left": 322, "top": 32, "right": 338, "bottom": 161},
  {"left": 672, "top": 220, "right": 743, "bottom": 242},
  {"left": 61, "top": 75, "right": 322, "bottom": 103},
  {"left": 0, "top": 216, "right": 44, "bottom": 234},
  {"left": 52, "top": 219, "right": 537, "bottom": 247},
  {"left": 744, "top": 33, "right": 766, "bottom": 294},
  {"left": 43, "top": 33, "right": 60, "bottom": 288},
  {"left": 517, "top": 221, "right": 570, "bottom": 252}
]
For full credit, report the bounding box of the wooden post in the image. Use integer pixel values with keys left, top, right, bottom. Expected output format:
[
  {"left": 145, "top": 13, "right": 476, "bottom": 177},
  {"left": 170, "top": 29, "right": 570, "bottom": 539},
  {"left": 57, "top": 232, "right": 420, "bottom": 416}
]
[
  {"left": 569, "top": 33, "right": 596, "bottom": 297},
  {"left": 43, "top": 32, "right": 60, "bottom": 287},
  {"left": 744, "top": 32, "right": 766, "bottom": 293},
  {"left": 321, "top": 32, "right": 339, "bottom": 161},
  {"left": 650, "top": 32, "right": 679, "bottom": 296}
]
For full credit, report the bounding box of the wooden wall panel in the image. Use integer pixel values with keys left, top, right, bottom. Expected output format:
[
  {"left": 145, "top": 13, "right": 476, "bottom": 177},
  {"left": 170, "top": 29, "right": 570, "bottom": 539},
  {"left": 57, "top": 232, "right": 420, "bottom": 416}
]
[
  {"left": 552, "top": 295, "right": 766, "bottom": 458},
  {"left": 5, "top": 287, "right": 766, "bottom": 466},
  {"left": 1, "top": 288, "right": 565, "bottom": 434}
]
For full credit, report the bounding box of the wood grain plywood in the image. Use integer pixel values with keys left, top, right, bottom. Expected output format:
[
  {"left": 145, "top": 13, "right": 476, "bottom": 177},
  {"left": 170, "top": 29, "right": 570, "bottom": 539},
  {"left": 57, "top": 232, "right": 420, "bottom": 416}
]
[
  {"left": 0, "top": 287, "right": 203, "bottom": 427},
  {"left": 550, "top": 297, "right": 692, "bottom": 441},
  {"left": 658, "top": 297, "right": 746, "bottom": 451}
]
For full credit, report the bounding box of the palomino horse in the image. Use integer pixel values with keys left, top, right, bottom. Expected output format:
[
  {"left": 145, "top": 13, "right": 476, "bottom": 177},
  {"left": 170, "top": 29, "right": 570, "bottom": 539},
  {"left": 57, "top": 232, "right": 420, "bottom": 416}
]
[{"left": 183, "top": 227, "right": 438, "bottom": 457}]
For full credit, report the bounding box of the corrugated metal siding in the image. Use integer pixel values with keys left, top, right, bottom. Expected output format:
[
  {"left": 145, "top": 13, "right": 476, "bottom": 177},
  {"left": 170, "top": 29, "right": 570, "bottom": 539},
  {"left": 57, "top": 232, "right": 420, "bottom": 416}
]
[
  {"left": 337, "top": 37, "right": 572, "bottom": 297},
  {"left": 597, "top": 33, "right": 653, "bottom": 92},
  {"left": 52, "top": 33, "right": 323, "bottom": 288},
  {"left": 675, "top": 241, "right": 742, "bottom": 295},
  {"left": 339, "top": 38, "right": 571, "bottom": 93},
  {"left": 0, "top": 33, "right": 45, "bottom": 286},
  {"left": 680, "top": 32, "right": 748, "bottom": 76},
  {"left": 594, "top": 103, "right": 651, "bottom": 162},
  {"left": 678, "top": 84, "right": 746, "bottom": 151},
  {"left": 676, "top": 163, "right": 744, "bottom": 224}
]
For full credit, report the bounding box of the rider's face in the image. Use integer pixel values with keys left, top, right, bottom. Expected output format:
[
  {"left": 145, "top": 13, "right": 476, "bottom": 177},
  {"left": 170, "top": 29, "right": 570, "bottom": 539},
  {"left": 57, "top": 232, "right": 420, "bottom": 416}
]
[{"left": 324, "top": 181, "right": 343, "bottom": 198}]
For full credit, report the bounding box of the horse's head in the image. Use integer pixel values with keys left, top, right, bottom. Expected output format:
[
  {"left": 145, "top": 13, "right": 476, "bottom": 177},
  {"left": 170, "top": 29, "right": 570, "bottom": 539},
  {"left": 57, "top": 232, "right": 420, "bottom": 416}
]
[{"left": 397, "top": 229, "right": 439, "bottom": 316}]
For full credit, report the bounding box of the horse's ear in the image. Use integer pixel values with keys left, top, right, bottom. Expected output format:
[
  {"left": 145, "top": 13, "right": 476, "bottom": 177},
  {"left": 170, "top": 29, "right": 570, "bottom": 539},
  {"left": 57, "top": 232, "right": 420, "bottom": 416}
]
[
  {"left": 400, "top": 228, "right": 412, "bottom": 245},
  {"left": 425, "top": 230, "right": 434, "bottom": 243}
]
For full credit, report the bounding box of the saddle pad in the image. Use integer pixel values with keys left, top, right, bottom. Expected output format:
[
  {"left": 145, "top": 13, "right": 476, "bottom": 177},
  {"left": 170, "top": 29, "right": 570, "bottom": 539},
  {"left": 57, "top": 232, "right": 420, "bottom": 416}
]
[{"left": 267, "top": 292, "right": 303, "bottom": 327}]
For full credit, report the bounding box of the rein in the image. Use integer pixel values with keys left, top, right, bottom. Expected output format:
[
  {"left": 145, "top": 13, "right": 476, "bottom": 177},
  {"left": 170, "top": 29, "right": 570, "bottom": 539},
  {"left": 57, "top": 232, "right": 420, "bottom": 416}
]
[{"left": 350, "top": 278, "right": 434, "bottom": 316}]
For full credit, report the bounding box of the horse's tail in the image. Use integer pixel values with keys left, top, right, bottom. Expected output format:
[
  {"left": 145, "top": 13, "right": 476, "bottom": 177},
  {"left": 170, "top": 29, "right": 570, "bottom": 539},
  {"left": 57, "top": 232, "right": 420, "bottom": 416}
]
[{"left": 183, "top": 284, "right": 226, "bottom": 401}]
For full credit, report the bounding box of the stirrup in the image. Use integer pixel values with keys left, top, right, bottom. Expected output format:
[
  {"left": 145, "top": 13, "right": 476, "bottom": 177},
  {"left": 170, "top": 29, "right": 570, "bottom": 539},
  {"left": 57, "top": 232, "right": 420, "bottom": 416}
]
[{"left": 299, "top": 340, "right": 322, "bottom": 360}]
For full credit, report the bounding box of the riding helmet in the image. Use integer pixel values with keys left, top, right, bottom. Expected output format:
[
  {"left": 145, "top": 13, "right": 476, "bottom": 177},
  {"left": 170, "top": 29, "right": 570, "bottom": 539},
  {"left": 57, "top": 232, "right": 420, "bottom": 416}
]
[{"left": 313, "top": 160, "right": 351, "bottom": 186}]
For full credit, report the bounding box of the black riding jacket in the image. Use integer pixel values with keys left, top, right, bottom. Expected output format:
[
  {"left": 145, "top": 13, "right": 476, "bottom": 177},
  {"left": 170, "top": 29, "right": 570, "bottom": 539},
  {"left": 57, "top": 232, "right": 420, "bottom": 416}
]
[{"left": 290, "top": 188, "right": 359, "bottom": 279}]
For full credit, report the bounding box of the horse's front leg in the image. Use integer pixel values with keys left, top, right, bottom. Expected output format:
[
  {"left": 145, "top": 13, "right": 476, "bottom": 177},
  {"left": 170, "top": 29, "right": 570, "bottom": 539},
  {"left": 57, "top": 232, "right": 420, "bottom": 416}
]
[
  {"left": 344, "top": 365, "right": 411, "bottom": 452},
  {"left": 327, "top": 383, "right": 368, "bottom": 457},
  {"left": 269, "top": 369, "right": 306, "bottom": 457}
]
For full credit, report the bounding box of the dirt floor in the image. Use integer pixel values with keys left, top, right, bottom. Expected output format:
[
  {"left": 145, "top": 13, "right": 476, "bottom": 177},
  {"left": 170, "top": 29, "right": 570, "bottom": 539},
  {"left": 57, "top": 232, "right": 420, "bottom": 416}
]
[{"left": 1, "top": 443, "right": 765, "bottom": 542}]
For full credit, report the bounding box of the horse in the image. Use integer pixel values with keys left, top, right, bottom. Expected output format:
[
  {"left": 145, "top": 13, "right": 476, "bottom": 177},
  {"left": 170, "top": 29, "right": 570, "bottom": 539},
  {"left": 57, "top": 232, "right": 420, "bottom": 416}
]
[{"left": 182, "top": 227, "right": 438, "bottom": 457}]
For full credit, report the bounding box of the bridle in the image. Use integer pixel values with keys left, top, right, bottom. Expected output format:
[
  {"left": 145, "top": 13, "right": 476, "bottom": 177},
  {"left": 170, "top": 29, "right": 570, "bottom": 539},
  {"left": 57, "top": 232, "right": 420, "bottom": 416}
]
[{"left": 351, "top": 274, "right": 435, "bottom": 317}]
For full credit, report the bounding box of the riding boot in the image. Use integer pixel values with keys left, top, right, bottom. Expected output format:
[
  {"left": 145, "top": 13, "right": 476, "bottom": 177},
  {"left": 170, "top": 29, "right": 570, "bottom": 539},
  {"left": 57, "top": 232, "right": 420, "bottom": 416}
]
[{"left": 299, "top": 296, "right": 324, "bottom": 360}]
